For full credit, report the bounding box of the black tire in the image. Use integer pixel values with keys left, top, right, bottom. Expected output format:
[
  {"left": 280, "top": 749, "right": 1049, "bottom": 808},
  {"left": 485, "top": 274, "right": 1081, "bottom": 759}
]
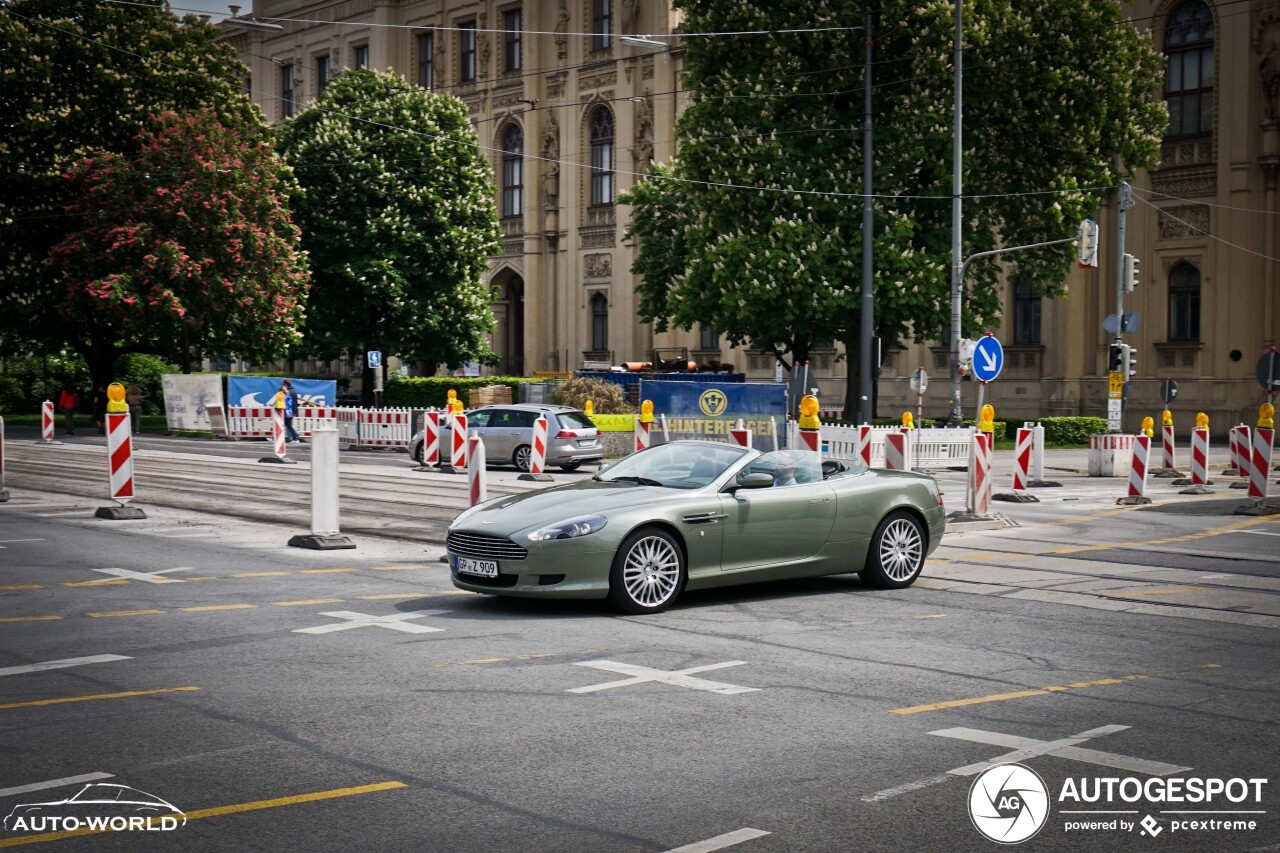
[
  {"left": 559, "top": 461, "right": 581, "bottom": 472},
  {"left": 412, "top": 442, "right": 424, "bottom": 465},
  {"left": 513, "top": 444, "right": 532, "bottom": 472},
  {"left": 860, "top": 510, "right": 926, "bottom": 589},
  {"left": 608, "top": 526, "right": 686, "bottom": 614}
]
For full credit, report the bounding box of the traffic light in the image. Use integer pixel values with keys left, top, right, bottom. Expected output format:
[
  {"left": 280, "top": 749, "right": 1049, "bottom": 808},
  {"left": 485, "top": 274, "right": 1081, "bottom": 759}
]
[
  {"left": 1123, "top": 253, "right": 1140, "bottom": 292},
  {"left": 1108, "top": 343, "right": 1123, "bottom": 373},
  {"left": 1121, "top": 343, "right": 1137, "bottom": 379}
]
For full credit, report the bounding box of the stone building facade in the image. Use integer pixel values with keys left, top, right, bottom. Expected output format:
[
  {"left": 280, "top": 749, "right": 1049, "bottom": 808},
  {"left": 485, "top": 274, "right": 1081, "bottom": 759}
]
[{"left": 222, "top": 1, "right": 1279, "bottom": 432}]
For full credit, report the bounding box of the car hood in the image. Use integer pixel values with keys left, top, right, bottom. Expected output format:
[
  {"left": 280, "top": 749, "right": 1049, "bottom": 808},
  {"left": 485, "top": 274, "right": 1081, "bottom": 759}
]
[{"left": 453, "top": 481, "right": 684, "bottom": 536}]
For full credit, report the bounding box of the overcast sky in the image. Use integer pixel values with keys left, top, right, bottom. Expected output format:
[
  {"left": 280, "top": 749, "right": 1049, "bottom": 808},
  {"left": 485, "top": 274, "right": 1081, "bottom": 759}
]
[{"left": 171, "top": 0, "right": 239, "bottom": 21}]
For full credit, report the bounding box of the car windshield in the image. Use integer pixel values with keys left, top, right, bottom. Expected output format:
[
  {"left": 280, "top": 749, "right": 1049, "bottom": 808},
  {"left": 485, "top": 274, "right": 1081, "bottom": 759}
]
[
  {"left": 595, "top": 442, "right": 748, "bottom": 489},
  {"left": 735, "top": 448, "right": 823, "bottom": 487}
]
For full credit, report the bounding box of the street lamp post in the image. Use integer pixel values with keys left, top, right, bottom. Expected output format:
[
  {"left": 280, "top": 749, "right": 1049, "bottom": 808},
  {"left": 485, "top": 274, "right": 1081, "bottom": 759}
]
[{"left": 948, "top": 0, "right": 965, "bottom": 426}]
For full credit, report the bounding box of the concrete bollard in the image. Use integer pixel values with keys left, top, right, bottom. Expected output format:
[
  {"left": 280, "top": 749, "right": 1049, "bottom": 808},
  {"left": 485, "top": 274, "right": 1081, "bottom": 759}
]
[{"left": 289, "top": 428, "right": 355, "bottom": 550}]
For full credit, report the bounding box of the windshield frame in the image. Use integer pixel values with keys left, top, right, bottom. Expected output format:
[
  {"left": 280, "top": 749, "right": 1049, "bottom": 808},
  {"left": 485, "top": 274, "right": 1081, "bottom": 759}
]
[{"left": 594, "top": 441, "right": 754, "bottom": 490}]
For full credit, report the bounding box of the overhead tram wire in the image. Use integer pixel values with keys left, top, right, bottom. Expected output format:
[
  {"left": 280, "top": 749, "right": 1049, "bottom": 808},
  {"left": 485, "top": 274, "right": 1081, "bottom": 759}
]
[{"left": 1132, "top": 193, "right": 1280, "bottom": 265}]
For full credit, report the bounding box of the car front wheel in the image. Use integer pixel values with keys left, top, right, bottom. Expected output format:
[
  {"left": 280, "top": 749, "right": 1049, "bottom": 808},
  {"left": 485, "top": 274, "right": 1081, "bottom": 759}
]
[
  {"left": 513, "top": 444, "right": 532, "bottom": 472},
  {"left": 608, "top": 526, "right": 685, "bottom": 614},
  {"left": 860, "top": 510, "right": 926, "bottom": 589},
  {"left": 412, "top": 443, "right": 424, "bottom": 465}
]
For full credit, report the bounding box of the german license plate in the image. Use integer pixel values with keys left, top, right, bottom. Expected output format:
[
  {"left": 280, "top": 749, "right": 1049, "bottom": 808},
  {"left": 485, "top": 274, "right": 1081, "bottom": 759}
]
[
  {"left": 454, "top": 556, "right": 498, "bottom": 577},
  {"left": 577, "top": 439, "right": 596, "bottom": 447}
]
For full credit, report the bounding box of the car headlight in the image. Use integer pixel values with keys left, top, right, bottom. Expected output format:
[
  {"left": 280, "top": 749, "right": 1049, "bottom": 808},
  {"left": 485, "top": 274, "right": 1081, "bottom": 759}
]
[{"left": 527, "top": 514, "right": 608, "bottom": 542}]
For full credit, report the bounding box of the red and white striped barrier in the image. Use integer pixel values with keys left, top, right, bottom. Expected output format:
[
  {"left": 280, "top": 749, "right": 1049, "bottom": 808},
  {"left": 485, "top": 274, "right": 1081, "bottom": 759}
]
[
  {"left": 1189, "top": 428, "right": 1210, "bottom": 485},
  {"left": 450, "top": 413, "right": 468, "bottom": 470},
  {"left": 1012, "top": 427, "right": 1033, "bottom": 491},
  {"left": 1249, "top": 428, "right": 1274, "bottom": 499},
  {"left": 797, "top": 427, "right": 821, "bottom": 455},
  {"left": 729, "top": 419, "right": 752, "bottom": 448},
  {"left": 1160, "top": 424, "right": 1176, "bottom": 470},
  {"left": 968, "top": 433, "right": 992, "bottom": 516},
  {"left": 530, "top": 415, "right": 549, "bottom": 474},
  {"left": 40, "top": 401, "right": 54, "bottom": 443},
  {"left": 335, "top": 407, "right": 360, "bottom": 446},
  {"left": 635, "top": 419, "right": 651, "bottom": 453},
  {"left": 1228, "top": 425, "right": 1251, "bottom": 477},
  {"left": 358, "top": 408, "right": 412, "bottom": 447},
  {"left": 226, "top": 406, "right": 276, "bottom": 438},
  {"left": 106, "top": 411, "right": 135, "bottom": 503},
  {"left": 423, "top": 410, "right": 441, "bottom": 466},
  {"left": 295, "top": 406, "right": 336, "bottom": 437},
  {"left": 818, "top": 406, "right": 844, "bottom": 422},
  {"left": 272, "top": 408, "right": 287, "bottom": 459},
  {"left": 884, "top": 431, "right": 907, "bottom": 471},
  {"left": 468, "top": 431, "right": 487, "bottom": 506},
  {"left": 1125, "top": 435, "right": 1151, "bottom": 502},
  {"left": 856, "top": 424, "right": 873, "bottom": 467}
]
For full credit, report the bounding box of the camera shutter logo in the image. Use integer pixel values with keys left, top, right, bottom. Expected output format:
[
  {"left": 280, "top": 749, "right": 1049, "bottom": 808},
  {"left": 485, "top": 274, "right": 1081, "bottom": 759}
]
[{"left": 968, "top": 763, "right": 1050, "bottom": 844}]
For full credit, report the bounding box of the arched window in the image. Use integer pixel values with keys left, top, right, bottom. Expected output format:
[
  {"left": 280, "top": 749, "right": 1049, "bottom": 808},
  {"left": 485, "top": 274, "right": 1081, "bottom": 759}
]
[
  {"left": 591, "top": 293, "right": 609, "bottom": 352},
  {"left": 1168, "top": 262, "right": 1201, "bottom": 342},
  {"left": 1164, "top": 1, "right": 1214, "bottom": 139},
  {"left": 589, "top": 107, "right": 615, "bottom": 206},
  {"left": 501, "top": 124, "right": 523, "bottom": 218}
]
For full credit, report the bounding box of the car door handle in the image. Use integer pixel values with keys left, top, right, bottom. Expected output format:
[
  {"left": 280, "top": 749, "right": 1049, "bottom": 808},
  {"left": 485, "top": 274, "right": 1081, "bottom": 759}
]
[
  {"left": 809, "top": 498, "right": 829, "bottom": 504},
  {"left": 682, "top": 512, "right": 728, "bottom": 525}
]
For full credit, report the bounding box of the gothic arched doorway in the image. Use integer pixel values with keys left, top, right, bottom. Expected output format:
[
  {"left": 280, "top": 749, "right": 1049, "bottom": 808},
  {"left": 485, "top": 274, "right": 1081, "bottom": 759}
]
[{"left": 491, "top": 273, "right": 525, "bottom": 376}]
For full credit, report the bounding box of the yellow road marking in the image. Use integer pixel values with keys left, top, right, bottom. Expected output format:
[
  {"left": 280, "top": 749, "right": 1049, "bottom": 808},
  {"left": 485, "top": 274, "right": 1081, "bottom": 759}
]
[
  {"left": 433, "top": 651, "right": 585, "bottom": 669},
  {"left": 63, "top": 579, "right": 128, "bottom": 587},
  {"left": 463, "top": 658, "right": 507, "bottom": 665},
  {"left": 913, "top": 614, "right": 948, "bottom": 619},
  {"left": 0, "top": 686, "right": 199, "bottom": 712},
  {"left": 86, "top": 609, "right": 164, "bottom": 618},
  {"left": 232, "top": 571, "right": 290, "bottom": 578},
  {"left": 1051, "top": 514, "right": 1280, "bottom": 553},
  {"left": 0, "top": 781, "right": 405, "bottom": 847},
  {"left": 186, "top": 576, "right": 217, "bottom": 582},
  {"left": 180, "top": 604, "right": 256, "bottom": 612},
  {"left": 0, "top": 584, "right": 42, "bottom": 591},
  {"left": 1105, "top": 587, "right": 1208, "bottom": 598},
  {"left": 357, "top": 594, "right": 422, "bottom": 601},
  {"left": 300, "top": 568, "right": 357, "bottom": 574},
  {"left": 891, "top": 675, "right": 1148, "bottom": 715},
  {"left": 271, "top": 598, "right": 343, "bottom": 606},
  {"left": 0, "top": 615, "right": 60, "bottom": 624}
]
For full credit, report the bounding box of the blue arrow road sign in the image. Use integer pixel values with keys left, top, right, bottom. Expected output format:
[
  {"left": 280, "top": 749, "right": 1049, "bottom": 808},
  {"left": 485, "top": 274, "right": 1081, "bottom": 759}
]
[
  {"left": 971, "top": 336, "right": 1004, "bottom": 382},
  {"left": 366, "top": 351, "right": 382, "bottom": 369}
]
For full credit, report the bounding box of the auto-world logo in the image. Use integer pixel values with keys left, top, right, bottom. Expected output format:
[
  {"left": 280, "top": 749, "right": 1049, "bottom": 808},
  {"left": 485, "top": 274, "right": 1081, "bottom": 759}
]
[
  {"left": 968, "top": 764, "right": 1051, "bottom": 844},
  {"left": 3, "top": 783, "right": 186, "bottom": 834},
  {"left": 698, "top": 389, "right": 728, "bottom": 417}
]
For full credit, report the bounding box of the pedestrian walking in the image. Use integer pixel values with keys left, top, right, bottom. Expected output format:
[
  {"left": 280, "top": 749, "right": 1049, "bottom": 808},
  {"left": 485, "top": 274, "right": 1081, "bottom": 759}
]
[
  {"left": 277, "top": 380, "right": 300, "bottom": 443},
  {"left": 57, "top": 385, "right": 77, "bottom": 435},
  {"left": 125, "top": 382, "right": 142, "bottom": 434},
  {"left": 91, "top": 386, "right": 107, "bottom": 435}
]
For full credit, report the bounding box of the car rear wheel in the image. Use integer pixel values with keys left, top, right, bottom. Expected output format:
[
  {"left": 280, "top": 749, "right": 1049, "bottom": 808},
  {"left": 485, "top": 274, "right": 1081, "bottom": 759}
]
[
  {"left": 559, "top": 461, "right": 581, "bottom": 472},
  {"left": 860, "top": 511, "right": 926, "bottom": 589},
  {"left": 513, "top": 444, "right": 532, "bottom": 472},
  {"left": 412, "top": 442, "right": 424, "bottom": 465},
  {"left": 608, "top": 526, "right": 685, "bottom": 614}
]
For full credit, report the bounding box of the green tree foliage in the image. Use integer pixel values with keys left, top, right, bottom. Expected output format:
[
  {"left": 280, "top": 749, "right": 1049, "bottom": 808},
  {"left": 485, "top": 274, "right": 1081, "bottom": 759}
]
[
  {"left": 48, "top": 110, "right": 309, "bottom": 389},
  {"left": 622, "top": 0, "right": 1166, "bottom": 378},
  {"left": 0, "top": 0, "right": 257, "bottom": 357},
  {"left": 279, "top": 69, "right": 502, "bottom": 373}
]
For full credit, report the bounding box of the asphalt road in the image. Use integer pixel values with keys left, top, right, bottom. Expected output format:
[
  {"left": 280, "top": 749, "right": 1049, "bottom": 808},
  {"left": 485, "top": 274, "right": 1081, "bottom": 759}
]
[{"left": 1, "top": 428, "right": 1279, "bottom": 851}]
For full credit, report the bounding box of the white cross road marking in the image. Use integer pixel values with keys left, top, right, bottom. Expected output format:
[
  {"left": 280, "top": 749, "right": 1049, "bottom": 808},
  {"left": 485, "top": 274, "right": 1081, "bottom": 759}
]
[
  {"left": 92, "top": 567, "right": 193, "bottom": 584},
  {"left": 293, "top": 610, "right": 450, "bottom": 635},
  {"left": 0, "top": 654, "right": 132, "bottom": 677},
  {"left": 0, "top": 773, "right": 116, "bottom": 799},
  {"left": 568, "top": 660, "right": 760, "bottom": 695},
  {"left": 665, "top": 828, "right": 771, "bottom": 853},
  {"left": 0, "top": 539, "right": 44, "bottom": 548},
  {"left": 1238, "top": 529, "right": 1280, "bottom": 537},
  {"left": 930, "top": 724, "right": 1192, "bottom": 777}
]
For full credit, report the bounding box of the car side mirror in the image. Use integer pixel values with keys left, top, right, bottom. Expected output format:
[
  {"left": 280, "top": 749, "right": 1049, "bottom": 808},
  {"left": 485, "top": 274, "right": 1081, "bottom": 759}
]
[{"left": 727, "top": 472, "right": 774, "bottom": 493}]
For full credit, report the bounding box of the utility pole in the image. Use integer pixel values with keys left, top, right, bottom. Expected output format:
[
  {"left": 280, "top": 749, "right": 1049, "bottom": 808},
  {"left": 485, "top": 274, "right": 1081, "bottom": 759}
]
[
  {"left": 857, "top": 8, "right": 875, "bottom": 426},
  {"left": 947, "top": 0, "right": 964, "bottom": 426},
  {"left": 1110, "top": 180, "right": 1134, "bottom": 433}
]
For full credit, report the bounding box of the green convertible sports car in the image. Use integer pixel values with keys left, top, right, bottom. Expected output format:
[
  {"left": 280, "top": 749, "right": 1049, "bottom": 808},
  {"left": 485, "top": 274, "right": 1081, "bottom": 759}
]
[{"left": 446, "top": 440, "right": 947, "bottom": 614}]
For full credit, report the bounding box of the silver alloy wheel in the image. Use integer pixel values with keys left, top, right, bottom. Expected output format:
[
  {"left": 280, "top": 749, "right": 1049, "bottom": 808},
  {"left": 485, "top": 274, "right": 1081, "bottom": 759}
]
[
  {"left": 621, "top": 535, "right": 682, "bottom": 607},
  {"left": 514, "top": 444, "right": 532, "bottom": 472},
  {"left": 877, "top": 517, "right": 924, "bottom": 582}
]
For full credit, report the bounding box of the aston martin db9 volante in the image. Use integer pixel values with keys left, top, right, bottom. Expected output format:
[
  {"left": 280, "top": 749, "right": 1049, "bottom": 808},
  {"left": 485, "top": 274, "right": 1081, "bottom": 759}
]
[{"left": 446, "top": 440, "right": 946, "bottom": 613}]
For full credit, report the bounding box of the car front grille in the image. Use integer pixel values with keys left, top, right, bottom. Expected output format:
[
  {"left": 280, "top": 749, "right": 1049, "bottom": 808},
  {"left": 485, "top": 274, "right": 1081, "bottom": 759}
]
[{"left": 447, "top": 531, "right": 528, "bottom": 562}]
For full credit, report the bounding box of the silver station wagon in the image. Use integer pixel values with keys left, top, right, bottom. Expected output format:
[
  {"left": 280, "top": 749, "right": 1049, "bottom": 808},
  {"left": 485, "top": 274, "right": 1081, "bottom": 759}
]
[{"left": 409, "top": 404, "right": 603, "bottom": 472}]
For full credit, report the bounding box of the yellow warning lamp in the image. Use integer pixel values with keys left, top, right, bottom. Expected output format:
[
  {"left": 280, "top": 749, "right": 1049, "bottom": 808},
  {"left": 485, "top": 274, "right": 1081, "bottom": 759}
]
[
  {"left": 639, "top": 399, "right": 655, "bottom": 424},
  {"left": 978, "top": 404, "right": 995, "bottom": 434},
  {"left": 447, "top": 389, "right": 457, "bottom": 406},
  {"left": 1141, "top": 416, "right": 1154, "bottom": 438},
  {"left": 106, "top": 382, "right": 128, "bottom": 413},
  {"left": 1162, "top": 409, "right": 1173, "bottom": 427},
  {"left": 1260, "top": 403, "right": 1275, "bottom": 430},
  {"left": 798, "top": 395, "right": 821, "bottom": 430},
  {"left": 584, "top": 400, "right": 594, "bottom": 418},
  {"left": 1195, "top": 411, "right": 1209, "bottom": 430},
  {"left": 452, "top": 399, "right": 463, "bottom": 414},
  {"left": 901, "top": 412, "right": 915, "bottom": 430}
]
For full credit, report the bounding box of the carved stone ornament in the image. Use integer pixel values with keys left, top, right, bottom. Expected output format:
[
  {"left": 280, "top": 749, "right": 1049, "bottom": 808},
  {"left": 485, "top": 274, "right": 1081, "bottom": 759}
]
[
  {"left": 584, "top": 253, "right": 612, "bottom": 278},
  {"left": 541, "top": 112, "right": 560, "bottom": 159},
  {"left": 555, "top": 0, "right": 570, "bottom": 59},
  {"left": 1158, "top": 205, "right": 1210, "bottom": 240},
  {"left": 633, "top": 89, "right": 654, "bottom": 167},
  {"left": 1255, "top": 0, "right": 1280, "bottom": 123}
]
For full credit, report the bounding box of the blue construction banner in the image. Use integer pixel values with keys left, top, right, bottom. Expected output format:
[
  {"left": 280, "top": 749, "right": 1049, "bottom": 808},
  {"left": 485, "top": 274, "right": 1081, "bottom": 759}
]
[
  {"left": 640, "top": 380, "right": 788, "bottom": 450},
  {"left": 227, "top": 376, "right": 338, "bottom": 408}
]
